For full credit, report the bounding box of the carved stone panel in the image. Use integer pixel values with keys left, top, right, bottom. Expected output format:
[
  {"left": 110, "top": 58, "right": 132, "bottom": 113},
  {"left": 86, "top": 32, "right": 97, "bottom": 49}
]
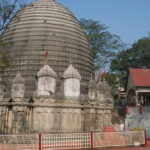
[
  {"left": 88, "top": 89, "right": 97, "bottom": 100},
  {"left": 60, "top": 109, "right": 82, "bottom": 132},
  {"left": 97, "top": 91, "right": 104, "bottom": 102},
  {"left": 13, "top": 110, "right": 28, "bottom": 134},
  {"left": 11, "top": 84, "right": 25, "bottom": 98},
  {"left": 64, "top": 78, "right": 80, "bottom": 98},
  {"left": 84, "top": 108, "right": 96, "bottom": 132},
  {"left": 0, "top": 107, "right": 7, "bottom": 133},
  {"left": 32, "top": 107, "right": 82, "bottom": 133},
  {"left": 37, "top": 76, "right": 56, "bottom": 97}
]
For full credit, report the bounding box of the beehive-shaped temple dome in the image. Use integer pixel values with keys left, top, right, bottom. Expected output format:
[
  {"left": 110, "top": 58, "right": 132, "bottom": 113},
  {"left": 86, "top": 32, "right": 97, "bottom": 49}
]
[{"left": 0, "top": 0, "right": 94, "bottom": 97}]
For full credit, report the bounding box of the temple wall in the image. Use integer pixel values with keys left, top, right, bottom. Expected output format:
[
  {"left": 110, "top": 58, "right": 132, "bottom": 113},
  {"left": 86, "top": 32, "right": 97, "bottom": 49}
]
[
  {"left": 0, "top": 99, "right": 113, "bottom": 134},
  {"left": 0, "top": 107, "right": 7, "bottom": 134},
  {"left": 32, "top": 107, "right": 82, "bottom": 132}
]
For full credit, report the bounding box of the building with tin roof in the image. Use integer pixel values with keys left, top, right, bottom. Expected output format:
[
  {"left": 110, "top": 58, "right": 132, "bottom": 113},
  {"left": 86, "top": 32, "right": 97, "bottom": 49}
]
[{"left": 126, "top": 69, "right": 150, "bottom": 106}]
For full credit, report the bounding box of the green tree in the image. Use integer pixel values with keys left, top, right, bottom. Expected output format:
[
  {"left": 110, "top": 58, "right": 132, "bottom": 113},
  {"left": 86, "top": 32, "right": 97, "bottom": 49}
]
[
  {"left": 104, "top": 72, "right": 121, "bottom": 97},
  {"left": 0, "top": 0, "right": 28, "bottom": 33},
  {"left": 111, "top": 36, "right": 150, "bottom": 86},
  {"left": 79, "top": 18, "right": 124, "bottom": 70}
]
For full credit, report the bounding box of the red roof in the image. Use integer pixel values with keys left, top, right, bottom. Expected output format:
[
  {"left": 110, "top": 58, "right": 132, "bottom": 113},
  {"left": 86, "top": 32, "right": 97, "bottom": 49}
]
[{"left": 129, "top": 69, "right": 150, "bottom": 87}]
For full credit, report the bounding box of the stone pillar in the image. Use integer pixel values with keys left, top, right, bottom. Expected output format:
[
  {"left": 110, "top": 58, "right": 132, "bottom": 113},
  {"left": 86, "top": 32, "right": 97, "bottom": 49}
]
[
  {"left": 62, "top": 64, "right": 81, "bottom": 99},
  {"left": 11, "top": 72, "right": 25, "bottom": 99},
  {"left": 36, "top": 65, "right": 57, "bottom": 97},
  {"left": 135, "top": 91, "right": 139, "bottom": 105},
  {"left": 95, "top": 109, "right": 104, "bottom": 131},
  {"left": 12, "top": 106, "right": 28, "bottom": 134},
  {"left": 0, "top": 107, "right": 7, "bottom": 133},
  {"left": 27, "top": 106, "right": 33, "bottom": 133},
  {"left": 83, "top": 107, "right": 96, "bottom": 132},
  {"left": 7, "top": 107, "right": 13, "bottom": 134}
]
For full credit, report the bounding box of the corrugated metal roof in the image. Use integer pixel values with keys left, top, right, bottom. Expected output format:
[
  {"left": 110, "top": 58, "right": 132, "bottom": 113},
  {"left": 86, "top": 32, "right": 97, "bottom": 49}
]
[{"left": 129, "top": 69, "right": 150, "bottom": 87}]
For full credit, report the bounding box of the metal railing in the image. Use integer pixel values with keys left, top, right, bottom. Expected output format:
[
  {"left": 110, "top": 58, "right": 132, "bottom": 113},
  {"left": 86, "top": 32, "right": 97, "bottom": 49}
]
[
  {"left": 0, "top": 130, "right": 146, "bottom": 150},
  {"left": 41, "top": 133, "right": 91, "bottom": 150},
  {"left": 0, "top": 134, "right": 39, "bottom": 150}
]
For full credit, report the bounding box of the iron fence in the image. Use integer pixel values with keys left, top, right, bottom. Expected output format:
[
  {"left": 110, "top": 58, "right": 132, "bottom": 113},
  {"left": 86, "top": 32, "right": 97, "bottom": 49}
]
[{"left": 0, "top": 130, "right": 146, "bottom": 150}]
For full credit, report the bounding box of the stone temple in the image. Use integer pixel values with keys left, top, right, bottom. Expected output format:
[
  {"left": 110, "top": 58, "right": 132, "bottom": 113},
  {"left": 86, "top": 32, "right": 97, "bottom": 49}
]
[{"left": 0, "top": 0, "right": 113, "bottom": 134}]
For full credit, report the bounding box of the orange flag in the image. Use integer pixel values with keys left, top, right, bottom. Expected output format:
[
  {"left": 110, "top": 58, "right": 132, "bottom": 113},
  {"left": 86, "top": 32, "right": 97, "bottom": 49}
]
[
  {"left": 104, "top": 69, "right": 107, "bottom": 78},
  {"left": 98, "top": 72, "right": 101, "bottom": 80},
  {"left": 43, "top": 50, "right": 48, "bottom": 58}
]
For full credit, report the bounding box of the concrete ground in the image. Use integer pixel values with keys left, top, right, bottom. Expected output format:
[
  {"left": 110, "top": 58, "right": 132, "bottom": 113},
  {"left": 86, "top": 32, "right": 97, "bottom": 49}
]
[{"left": 91, "top": 140, "right": 150, "bottom": 150}]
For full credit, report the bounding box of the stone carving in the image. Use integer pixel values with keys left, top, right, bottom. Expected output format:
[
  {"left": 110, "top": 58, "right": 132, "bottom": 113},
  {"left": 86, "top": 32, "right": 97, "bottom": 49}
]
[
  {"left": 62, "top": 64, "right": 81, "bottom": 99},
  {"left": 11, "top": 72, "right": 25, "bottom": 98},
  {"left": 36, "top": 65, "right": 57, "bottom": 97},
  {"left": 14, "top": 111, "right": 27, "bottom": 134},
  {"left": 0, "top": 107, "right": 7, "bottom": 133}
]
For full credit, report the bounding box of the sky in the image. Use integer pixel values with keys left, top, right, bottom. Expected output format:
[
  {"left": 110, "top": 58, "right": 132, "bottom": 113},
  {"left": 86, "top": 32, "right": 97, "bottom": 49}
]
[{"left": 55, "top": 0, "right": 150, "bottom": 46}]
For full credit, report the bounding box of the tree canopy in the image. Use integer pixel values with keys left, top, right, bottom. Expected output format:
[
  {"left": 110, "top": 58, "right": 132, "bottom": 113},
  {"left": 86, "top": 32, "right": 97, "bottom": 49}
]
[
  {"left": 79, "top": 18, "right": 124, "bottom": 70},
  {"left": 0, "top": 0, "right": 28, "bottom": 33},
  {"left": 110, "top": 36, "right": 150, "bottom": 86},
  {"left": 111, "top": 36, "right": 150, "bottom": 73}
]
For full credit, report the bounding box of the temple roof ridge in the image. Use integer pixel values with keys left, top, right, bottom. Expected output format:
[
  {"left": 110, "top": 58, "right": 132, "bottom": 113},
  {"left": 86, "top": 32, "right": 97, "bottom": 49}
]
[
  {"left": 97, "top": 80, "right": 105, "bottom": 91},
  {"left": 103, "top": 80, "right": 111, "bottom": 91},
  {"left": 37, "top": 65, "right": 57, "bottom": 78},
  {"left": 13, "top": 72, "right": 24, "bottom": 84},
  {"left": 88, "top": 79, "right": 97, "bottom": 89},
  {"left": 62, "top": 64, "right": 81, "bottom": 80}
]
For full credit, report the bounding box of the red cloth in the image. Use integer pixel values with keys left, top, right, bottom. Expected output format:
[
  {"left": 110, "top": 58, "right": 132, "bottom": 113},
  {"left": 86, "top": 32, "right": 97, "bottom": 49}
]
[
  {"left": 126, "top": 106, "right": 129, "bottom": 114},
  {"left": 43, "top": 50, "right": 48, "bottom": 58},
  {"left": 103, "top": 125, "right": 116, "bottom": 132}
]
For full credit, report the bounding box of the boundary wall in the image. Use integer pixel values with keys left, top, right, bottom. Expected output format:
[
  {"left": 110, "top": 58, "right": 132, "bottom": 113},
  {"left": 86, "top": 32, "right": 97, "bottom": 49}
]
[{"left": 0, "top": 131, "right": 146, "bottom": 150}]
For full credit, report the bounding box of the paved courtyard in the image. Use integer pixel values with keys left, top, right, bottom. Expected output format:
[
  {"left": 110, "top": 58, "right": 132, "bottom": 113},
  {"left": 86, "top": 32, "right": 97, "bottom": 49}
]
[{"left": 92, "top": 140, "right": 150, "bottom": 150}]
